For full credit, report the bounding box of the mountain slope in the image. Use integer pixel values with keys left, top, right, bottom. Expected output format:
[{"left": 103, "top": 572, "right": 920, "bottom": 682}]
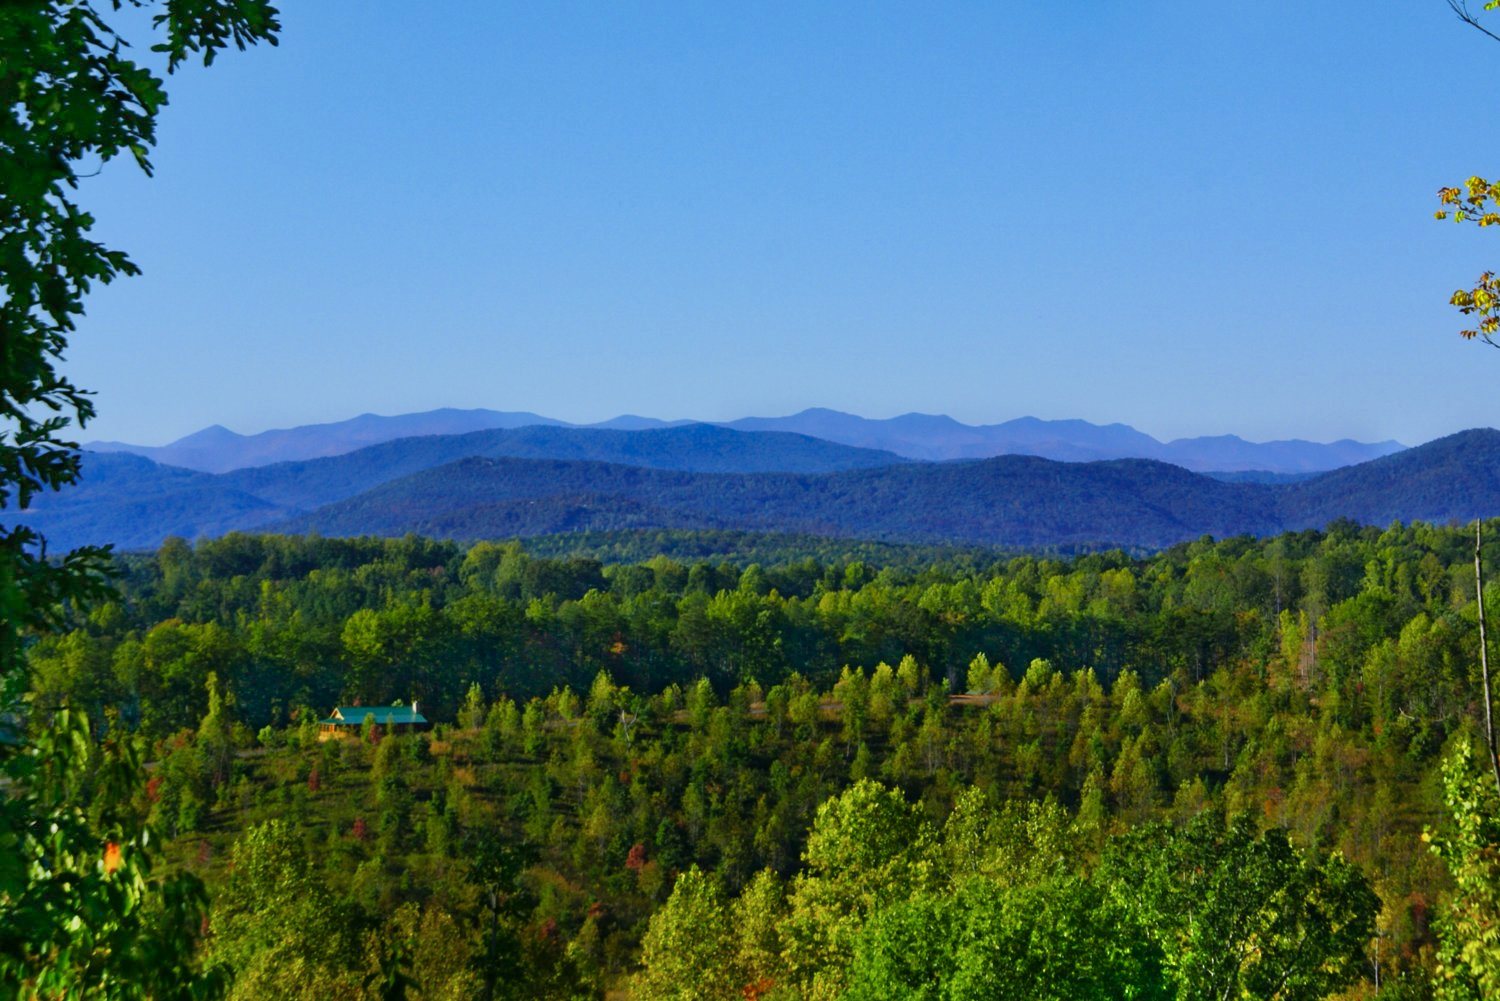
[
  {"left": 267, "top": 429, "right": 1500, "bottom": 549},
  {"left": 20, "top": 429, "right": 1495, "bottom": 553},
  {"left": 275, "top": 454, "right": 1282, "bottom": 550},
  {"left": 89, "top": 406, "right": 1407, "bottom": 475},
  {"left": 1281, "top": 428, "right": 1500, "bottom": 527},
  {"left": 13, "top": 426, "right": 907, "bottom": 550},
  {"left": 216, "top": 423, "right": 909, "bottom": 511},
  {"left": 8, "top": 453, "right": 295, "bottom": 550}
]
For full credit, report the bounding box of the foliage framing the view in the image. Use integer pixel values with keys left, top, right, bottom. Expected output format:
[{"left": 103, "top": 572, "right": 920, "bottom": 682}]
[
  {"left": 2, "top": 2, "right": 1500, "bottom": 996},
  {"left": 0, "top": 0, "right": 277, "bottom": 994},
  {"left": 1438, "top": 3, "right": 1500, "bottom": 344}
]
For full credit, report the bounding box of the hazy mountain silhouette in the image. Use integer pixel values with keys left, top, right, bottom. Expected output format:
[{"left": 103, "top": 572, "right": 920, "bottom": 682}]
[
  {"left": 87, "top": 408, "right": 569, "bottom": 472},
  {"left": 20, "top": 429, "right": 1495, "bottom": 553},
  {"left": 720, "top": 408, "right": 1405, "bottom": 471},
  {"left": 87, "top": 407, "right": 1406, "bottom": 474},
  {"left": 212, "top": 424, "right": 908, "bottom": 511}
]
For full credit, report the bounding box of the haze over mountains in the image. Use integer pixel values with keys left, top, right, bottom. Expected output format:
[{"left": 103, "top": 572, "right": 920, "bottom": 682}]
[
  {"left": 88, "top": 409, "right": 573, "bottom": 473},
  {"left": 28, "top": 425, "right": 899, "bottom": 549},
  {"left": 721, "top": 409, "right": 1406, "bottom": 470},
  {"left": 257, "top": 428, "right": 1500, "bottom": 549},
  {"left": 87, "top": 407, "right": 1406, "bottom": 475},
  {"left": 19, "top": 422, "right": 1500, "bottom": 553}
]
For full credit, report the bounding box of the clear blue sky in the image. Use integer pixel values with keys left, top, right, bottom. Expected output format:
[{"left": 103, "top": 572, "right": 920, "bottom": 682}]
[{"left": 71, "top": 2, "right": 1500, "bottom": 446}]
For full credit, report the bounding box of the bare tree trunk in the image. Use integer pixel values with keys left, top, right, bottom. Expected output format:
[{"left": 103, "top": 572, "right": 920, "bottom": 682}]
[{"left": 1474, "top": 521, "right": 1500, "bottom": 796}]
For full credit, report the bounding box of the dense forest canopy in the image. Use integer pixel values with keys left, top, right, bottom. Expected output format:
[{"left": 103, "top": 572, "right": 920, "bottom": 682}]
[
  {"left": 18, "top": 524, "right": 1500, "bottom": 996},
  {"left": 30, "top": 522, "right": 1489, "bottom": 735}
]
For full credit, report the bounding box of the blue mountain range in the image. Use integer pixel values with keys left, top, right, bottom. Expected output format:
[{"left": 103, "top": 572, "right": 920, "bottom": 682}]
[{"left": 86, "top": 407, "right": 1405, "bottom": 475}]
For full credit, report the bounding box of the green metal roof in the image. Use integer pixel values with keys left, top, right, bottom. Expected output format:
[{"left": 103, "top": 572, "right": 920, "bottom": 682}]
[{"left": 320, "top": 705, "right": 428, "bottom": 726}]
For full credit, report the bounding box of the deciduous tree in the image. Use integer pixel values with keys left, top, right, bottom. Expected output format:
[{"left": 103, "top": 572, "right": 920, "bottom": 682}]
[{"left": 0, "top": 0, "right": 278, "bottom": 992}]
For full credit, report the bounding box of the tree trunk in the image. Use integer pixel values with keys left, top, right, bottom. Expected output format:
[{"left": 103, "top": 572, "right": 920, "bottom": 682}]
[{"left": 1473, "top": 521, "right": 1500, "bottom": 796}]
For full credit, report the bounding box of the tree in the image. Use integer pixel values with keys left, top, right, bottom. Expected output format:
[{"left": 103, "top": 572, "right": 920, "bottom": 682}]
[
  {"left": 731, "top": 869, "right": 787, "bottom": 993},
  {"left": 464, "top": 833, "right": 533, "bottom": 1001},
  {"left": 633, "top": 866, "right": 739, "bottom": 1001},
  {"left": 841, "top": 893, "right": 954, "bottom": 1001},
  {"left": 1104, "top": 812, "right": 1378, "bottom": 1000},
  {"left": 208, "top": 820, "right": 364, "bottom": 999},
  {"left": 1470, "top": 523, "right": 1499, "bottom": 794},
  {"left": 1427, "top": 740, "right": 1500, "bottom": 1000},
  {"left": 845, "top": 878, "right": 1170, "bottom": 1001},
  {"left": 1436, "top": 178, "right": 1500, "bottom": 346},
  {"left": 780, "top": 780, "right": 940, "bottom": 999},
  {"left": 0, "top": 0, "right": 278, "bottom": 992},
  {"left": 0, "top": 710, "right": 224, "bottom": 997},
  {"left": 459, "top": 680, "right": 486, "bottom": 730},
  {"left": 1446, "top": 1, "right": 1500, "bottom": 44},
  {"left": 1437, "top": 4, "right": 1500, "bottom": 346}
]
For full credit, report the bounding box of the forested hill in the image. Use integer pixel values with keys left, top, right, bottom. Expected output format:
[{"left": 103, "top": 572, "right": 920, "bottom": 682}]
[
  {"left": 1280, "top": 427, "right": 1500, "bottom": 526},
  {"left": 215, "top": 423, "right": 908, "bottom": 510},
  {"left": 275, "top": 453, "right": 1284, "bottom": 549},
  {"left": 14, "top": 425, "right": 906, "bottom": 550},
  {"left": 15, "top": 428, "right": 1500, "bottom": 552},
  {"left": 11, "top": 452, "right": 297, "bottom": 549},
  {"left": 268, "top": 428, "right": 1500, "bottom": 549}
]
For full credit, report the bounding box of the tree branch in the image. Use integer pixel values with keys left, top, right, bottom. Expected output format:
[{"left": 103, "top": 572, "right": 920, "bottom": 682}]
[{"left": 1448, "top": 0, "right": 1500, "bottom": 44}]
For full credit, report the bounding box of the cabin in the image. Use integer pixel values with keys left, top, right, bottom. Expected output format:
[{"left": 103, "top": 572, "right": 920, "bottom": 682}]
[{"left": 318, "top": 701, "right": 430, "bottom": 739}]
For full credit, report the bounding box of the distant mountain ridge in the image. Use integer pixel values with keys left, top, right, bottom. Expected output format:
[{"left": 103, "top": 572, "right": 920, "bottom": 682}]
[
  {"left": 272, "top": 453, "right": 1284, "bottom": 550},
  {"left": 214, "top": 424, "right": 908, "bottom": 512},
  {"left": 18, "top": 428, "right": 1500, "bottom": 553},
  {"left": 20, "top": 425, "right": 907, "bottom": 549},
  {"left": 87, "top": 408, "right": 571, "bottom": 473},
  {"left": 719, "top": 408, "right": 1405, "bottom": 471},
  {"left": 87, "top": 406, "right": 1406, "bottom": 475},
  {"left": 262, "top": 427, "right": 1500, "bottom": 549}
]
